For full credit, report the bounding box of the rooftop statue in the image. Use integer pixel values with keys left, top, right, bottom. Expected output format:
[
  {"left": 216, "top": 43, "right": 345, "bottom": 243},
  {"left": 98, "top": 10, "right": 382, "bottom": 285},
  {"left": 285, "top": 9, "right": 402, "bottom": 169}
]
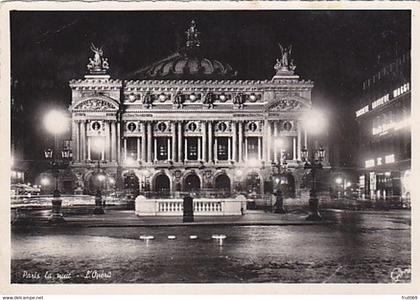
[
  {"left": 87, "top": 43, "right": 110, "bottom": 75},
  {"left": 274, "top": 43, "right": 296, "bottom": 74}
]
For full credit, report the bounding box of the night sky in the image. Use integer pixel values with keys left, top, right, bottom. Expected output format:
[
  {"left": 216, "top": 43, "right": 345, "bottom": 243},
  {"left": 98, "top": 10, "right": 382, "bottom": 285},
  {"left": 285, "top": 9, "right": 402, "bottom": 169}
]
[{"left": 10, "top": 10, "right": 411, "bottom": 170}]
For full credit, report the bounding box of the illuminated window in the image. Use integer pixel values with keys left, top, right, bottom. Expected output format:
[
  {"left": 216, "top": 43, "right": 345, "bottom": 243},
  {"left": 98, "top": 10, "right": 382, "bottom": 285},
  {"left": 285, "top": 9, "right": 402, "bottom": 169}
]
[
  {"left": 217, "top": 137, "right": 229, "bottom": 160},
  {"left": 377, "top": 157, "right": 382, "bottom": 166},
  {"left": 156, "top": 137, "right": 168, "bottom": 161}
]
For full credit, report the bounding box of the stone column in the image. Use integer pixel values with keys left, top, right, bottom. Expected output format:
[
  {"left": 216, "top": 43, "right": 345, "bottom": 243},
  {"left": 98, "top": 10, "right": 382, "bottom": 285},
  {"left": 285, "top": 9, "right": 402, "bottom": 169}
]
[
  {"left": 111, "top": 121, "right": 117, "bottom": 161},
  {"left": 297, "top": 121, "right": 302, "bottom": 160},
  {"left": 304, "top": 128, "right": 308, "bottom": 148},
  {"left": 74, "top": 121, "right": 80, "bottom": 162},
  {"left": 137, "top": 137, "right": 141, "bottom": 161},
  {"left": 105, "top": 121, "right": 110, "bottom": 161},
  {"left": 141, "top": 122, "right": 146, "bottom": 163},
  {"left": 293, "top": 137, "right": 297, "bottom": 160},
  {"left": 274, "top": 121, "right": 278, "bottom": 163},
  {"left": 238, "top": 122, "right": 243, "bottom": 162},
  {"left": 167, "top": 137, "right": 171, "bottom": 161},
  {"left": 117, "top": 121, "right": 121, "bottom": 163},
  {"left": 198, "top": 137, "right": 202, "bottom": 161},
  {"left": 267, "top": 121, "right": 272, "bottom": 163},
  {"left": 232, "top": 122, "right": 237, "bottom": 162},
  {"left": 177, "top": 122, "right": 182, "bottom": 162},
  {"left": 80, "top": 121, "right": 86, "bottom": 161},
  {"left": 262, "top": 121, "right": 267, "bottom": 162},
  {"left": 228, "top": 137, "right": 232, "bottom": 161},
  {"left": 101, "top": 136, "right": 105, "bottom": 161},
  {"left": 184, "top": 137, "right": 188, "bottom": 162},
  {"left": 124, "top": 138, "right": 127, "bottom": 161},
  {"left": 203, "top": 122, "right": 207, "bottom": 162},
  {"left": 154, "top": 138, "right": 157, "bottom": 162},
  {"left": 147, "top": 122, "right": 152, "bottom": 163},
  {"left": 208, "top": 122, "right": 213, "bottom": 162},
  {"left": 245, "top": 137, "right": 248, "bottom": 161},
  {"left": 87, "top": 137, "right": 91, "bottom": 161},
  {"left": 258, "top": 137, "right": 262, "bottom": 160},
  {"left": 214, "top": 138, "right": 218, "bottom": 162},
  {"left": 171, "top": 122, "right": 176, "bottom": 162}
]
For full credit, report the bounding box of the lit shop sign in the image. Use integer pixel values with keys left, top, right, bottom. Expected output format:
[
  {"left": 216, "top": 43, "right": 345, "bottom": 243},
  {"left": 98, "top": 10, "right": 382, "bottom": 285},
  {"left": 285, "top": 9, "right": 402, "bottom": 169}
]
[
  {"left": 355, "top": 82, "right": 410, "bottom": 118},
  {"left": 393, "top": 83, "right": 410, "bottom": 98},
  {"left": 371, "top": 94, "right": 389, "bottom": 109},
  {"left": 365, "top": 159, "right": 375, "bottom": 168},
  {"left": 385, "top": 154, "right": 395, "bottom": 164},
  {"left": 372, "top": 118, "right": 410, "bottom": 135},
  {"left": 356, "top": 105, "right": 369, "bottom": 117},
  {"left": 365, "top": 154, "right": 395, "bottom": 168}
]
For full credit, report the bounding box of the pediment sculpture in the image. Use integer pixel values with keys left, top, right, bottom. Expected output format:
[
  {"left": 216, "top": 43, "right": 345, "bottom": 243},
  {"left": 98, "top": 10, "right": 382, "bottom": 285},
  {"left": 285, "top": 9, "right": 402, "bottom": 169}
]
[
  {"left": 269, "top": 99, "right": 302, "bottom": 111},
  {"left": 74, "top": 99, "right": 117, "bottom": 111}
]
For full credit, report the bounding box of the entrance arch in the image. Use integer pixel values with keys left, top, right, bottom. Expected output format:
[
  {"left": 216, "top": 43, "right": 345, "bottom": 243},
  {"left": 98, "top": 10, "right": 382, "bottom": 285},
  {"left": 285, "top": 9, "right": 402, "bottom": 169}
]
[
  {"left": 183, "top": 173, "right": 201, "bottom": 192},
  {"left": 154, "top": 173, "right": 171, "bottom": 195},
  {"left": 279, "top": 173, "right": 296, "bottom": 198},
  {"left": 123, "top": 171, "right": 140, "bottom": 196},
  {"left": 245, "top": 172, "right": 262, "bottom": 196},
  {"left": 214, "top": 173, "right": 231, "bottom": 193}
]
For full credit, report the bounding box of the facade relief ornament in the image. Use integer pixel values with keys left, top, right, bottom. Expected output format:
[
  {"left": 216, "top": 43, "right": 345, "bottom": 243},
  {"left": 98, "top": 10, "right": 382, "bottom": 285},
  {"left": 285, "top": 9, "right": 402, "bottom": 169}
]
[
  {"left": 87, "top": 43, "right": 110, "bottom": 75},
  {"left": 274, "top": 43, "right": 296, "bottom": 75},
  {"left": 74, "top": 99, "right": 117, "bottom": 111}
]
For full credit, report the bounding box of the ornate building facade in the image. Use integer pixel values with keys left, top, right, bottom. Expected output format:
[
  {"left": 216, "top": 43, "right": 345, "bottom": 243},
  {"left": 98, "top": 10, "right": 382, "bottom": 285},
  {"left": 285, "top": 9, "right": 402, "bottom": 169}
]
[{"left": 69, "top": 21, "right": 314, "bottom": 198}]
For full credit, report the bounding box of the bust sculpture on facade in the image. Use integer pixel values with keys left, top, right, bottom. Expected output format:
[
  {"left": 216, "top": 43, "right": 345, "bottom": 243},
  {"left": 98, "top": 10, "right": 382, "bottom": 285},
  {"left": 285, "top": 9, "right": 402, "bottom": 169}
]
[
  {"left": 203, "top": 92, "right": 214, "bottom": 108},
  {"left": 173, "top": 90, "right": 184, "bottom": 108},
  {"left": 87, "top": 43, "right": 110, "bottom": 75},
  {"left": 274, "top": 43, "right": 296, "bottom": 75},
  {"left": 233, "top": 92, "right": 245, "bottom": 109},
  {"left": 143, "top": 91, "right": 153, "bottom": 108}
]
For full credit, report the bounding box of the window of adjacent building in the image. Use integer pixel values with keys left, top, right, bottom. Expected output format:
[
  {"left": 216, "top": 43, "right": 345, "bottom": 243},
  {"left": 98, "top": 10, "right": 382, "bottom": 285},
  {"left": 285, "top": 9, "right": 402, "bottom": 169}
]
[
  {"left": 217, "top": 137, "right": 229, "bottom": 161},
  {"left": 156, "top": 137, "right": 169, "bottom": 161},
  {"left": 186, "top": 137, "right": 198, "bottom": 160}
]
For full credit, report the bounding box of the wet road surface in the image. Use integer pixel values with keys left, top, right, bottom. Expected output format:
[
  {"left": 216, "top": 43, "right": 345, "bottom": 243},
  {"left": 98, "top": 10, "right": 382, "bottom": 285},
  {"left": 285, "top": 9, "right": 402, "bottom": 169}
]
[{"left": 11, "top": 209, "right": 410, "bottom": 283}]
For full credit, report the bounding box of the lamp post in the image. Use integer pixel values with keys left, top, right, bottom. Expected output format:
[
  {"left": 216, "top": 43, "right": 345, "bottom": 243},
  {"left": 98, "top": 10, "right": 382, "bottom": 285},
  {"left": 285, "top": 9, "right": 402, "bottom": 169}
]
[
  {"left": 93, "top": 160, "right": 106, "bottom": 214},
  {"left": 272, "top": 151, "right": 288, "bottom": 213},
  {"left": 301, "top": 146, "right": 325, "bottom": 221},
  {"left": 44, "top": 110, "right": 69, "bottom": 223}
]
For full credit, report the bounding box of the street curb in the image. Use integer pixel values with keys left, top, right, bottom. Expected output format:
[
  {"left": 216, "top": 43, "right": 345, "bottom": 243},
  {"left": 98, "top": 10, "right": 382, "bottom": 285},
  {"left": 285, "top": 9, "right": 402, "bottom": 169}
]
[{"left": 12, "top": 220, "right": 334, "bottom": 228}]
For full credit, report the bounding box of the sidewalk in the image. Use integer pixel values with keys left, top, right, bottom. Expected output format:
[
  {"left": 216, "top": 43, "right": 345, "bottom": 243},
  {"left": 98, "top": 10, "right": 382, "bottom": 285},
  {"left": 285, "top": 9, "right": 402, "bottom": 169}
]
[{"left": 12, "top": 208, "right": 332, "bottom": 227}]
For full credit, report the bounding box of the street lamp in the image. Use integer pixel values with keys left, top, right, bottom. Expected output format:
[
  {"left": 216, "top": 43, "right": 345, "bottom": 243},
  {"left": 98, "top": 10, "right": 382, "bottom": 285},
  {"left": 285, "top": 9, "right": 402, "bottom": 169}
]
[
  {"left": 93, "top": 160, "right": 106, "bottom": 215},
  {"left": 44, "top": 110, "right": 68, "bottom": 198},
  {"left": 301, "top": 146, "right": 325, "bottom": 221},
  {"left": 44, "top": 109, "right": 69, "bottom": 222},
  {"left": 272, "top": 152, "right": 288, "bottom": 214}
]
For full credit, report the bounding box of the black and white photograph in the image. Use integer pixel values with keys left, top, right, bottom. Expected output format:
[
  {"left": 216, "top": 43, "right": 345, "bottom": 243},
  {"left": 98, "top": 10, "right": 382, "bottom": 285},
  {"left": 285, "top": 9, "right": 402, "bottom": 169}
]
[{"left": 4, "top": 5, "right": 414, "bottom": 289}]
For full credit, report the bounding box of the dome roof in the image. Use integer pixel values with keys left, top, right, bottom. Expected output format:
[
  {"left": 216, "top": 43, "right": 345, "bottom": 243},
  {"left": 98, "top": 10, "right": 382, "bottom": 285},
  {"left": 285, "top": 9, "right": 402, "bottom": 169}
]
[
  {"left": 129, "top": 20, "right": 238, "bottom": 80},
  {"left": 141, "top": 54, "right": 237, "bottom": 80}
]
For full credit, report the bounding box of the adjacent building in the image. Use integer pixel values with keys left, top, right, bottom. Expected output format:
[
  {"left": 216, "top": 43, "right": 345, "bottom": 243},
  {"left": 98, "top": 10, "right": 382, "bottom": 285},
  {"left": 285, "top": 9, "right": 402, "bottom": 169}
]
[
  {"left": 68, "top": 21, "right": 317, "bottom": 199},
  {"left": 355, "top": 52, "right": 410, "bottom": 205}
]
